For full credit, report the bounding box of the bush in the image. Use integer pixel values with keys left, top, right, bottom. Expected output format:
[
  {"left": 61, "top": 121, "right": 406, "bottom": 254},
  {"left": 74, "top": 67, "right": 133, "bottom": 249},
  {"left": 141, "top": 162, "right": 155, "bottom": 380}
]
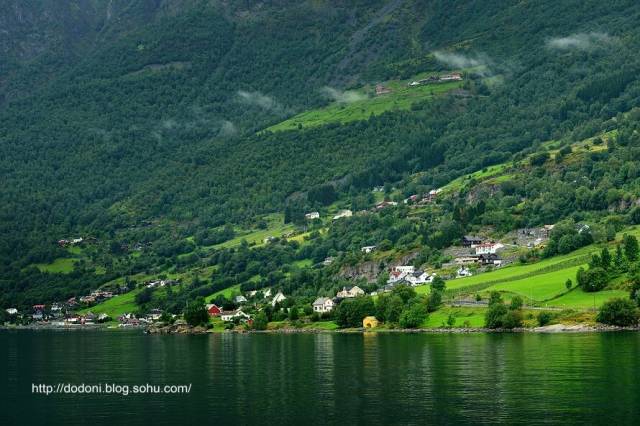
[
  {"left": 537, "top": 311, "right": 553, "bottom": 326},
  {"left": 485, "top": 302, "right": 508, "bottom": 328},
  {"left": 596, "top": 298, "right": 639, "bottom": 326},
  {"left": 577, "top": 267, "right": 608, "bottom": 292},
  {"left": 183, "top": 297, "right": 209, "bottom": 326},
  {"left": 399, "top": 303, "right": 427, "bottom": 329},
  {"left": 530, "top": 151, "right": 550, "bottom": 166},
  {"left": 431, "top": 276, "right": 446, "bottom": 292},
  {"left": 485, "top": 292, "right": 522, "bottom": 329},
  {"left": 502, "top": 310, "right": 523, "bottom": 328},
  {"left": 509, "top": 296, "right": 523, "bottom": 310},
  {"left": 426, "top": 290, "right": 443, "bottom": 312},
  {"left": 253, "top": 311, "right": 268, "bottom": 330},
  {"left": 335, "top": 296, "right": 375, "bottom": 328}
]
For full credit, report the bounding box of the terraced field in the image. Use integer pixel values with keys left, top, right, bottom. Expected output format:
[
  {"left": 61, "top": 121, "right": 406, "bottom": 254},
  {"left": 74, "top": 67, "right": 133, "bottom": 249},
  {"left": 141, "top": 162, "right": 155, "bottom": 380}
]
[
  {"left": 482, "top": 265, "right": 585, "bottom": 302},
  {"left": 265, "top": 75, "right": 462, "bottom": 132}
]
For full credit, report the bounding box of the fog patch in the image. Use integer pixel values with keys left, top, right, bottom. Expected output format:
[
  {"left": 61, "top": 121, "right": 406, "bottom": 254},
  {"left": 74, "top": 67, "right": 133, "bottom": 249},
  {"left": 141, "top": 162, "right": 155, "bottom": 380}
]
[
  {"left": 321, "top": 86, "right": 366, "bottom": 103},
  {"left": 546, "top": 32, "right": 615, "bottom": 50},
  {"left": 218, "top": 120, "right": 238, "bottom": 137},
  {"left": 433, "top": 51, "right": 494, "bottom": 76},
  {"left": 237, "top": 90, "right": 279, "bottom": 110}
]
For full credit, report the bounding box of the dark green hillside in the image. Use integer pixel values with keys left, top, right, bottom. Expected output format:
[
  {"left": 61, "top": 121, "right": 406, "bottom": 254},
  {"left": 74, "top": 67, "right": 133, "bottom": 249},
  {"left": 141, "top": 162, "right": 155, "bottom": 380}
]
[{"left": 4, "top": 0, "right": 640, "bottom": 310}]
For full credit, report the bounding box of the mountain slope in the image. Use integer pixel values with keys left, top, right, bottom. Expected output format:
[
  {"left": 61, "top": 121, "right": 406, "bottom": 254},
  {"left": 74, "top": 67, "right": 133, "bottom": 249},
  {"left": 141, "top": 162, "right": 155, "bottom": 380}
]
[{"left": 3, "top": 0, "right": 640, "bottom": 308}]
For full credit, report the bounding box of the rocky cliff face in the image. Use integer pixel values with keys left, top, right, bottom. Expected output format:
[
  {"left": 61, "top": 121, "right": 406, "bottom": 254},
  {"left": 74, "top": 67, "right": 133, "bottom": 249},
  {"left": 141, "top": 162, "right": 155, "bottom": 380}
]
[{"left": 339, "top": 251, "right": 419, "bottom": 282}]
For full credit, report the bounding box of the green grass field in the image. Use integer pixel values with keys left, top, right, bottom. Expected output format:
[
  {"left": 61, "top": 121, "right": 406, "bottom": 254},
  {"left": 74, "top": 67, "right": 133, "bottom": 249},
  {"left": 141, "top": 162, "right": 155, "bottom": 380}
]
[
  {"left": 205, "top": 284, "right": 241, "bottom": 302},
  {"left": 445, "top": 248, "right": 592, "bottom": 293},
  {"left": 34, "top": 258, "right": 78, "bottom": 274},
  {"left": 482, "top": 265, "right": 586, "bottom": 302},
  {"left": 293, "top": 259, "right": 313, "bottom": 268},
  {"left": 421, "top": 306, "right": 486, "bottom": 328},
  {"left": 266, "top": 77, "right": 462, "bottom": 132},
  {"left": 206, "top": 213, "right": 295, "bottom": 250},
  {"left": 546, "top": 288, "right": 629, "bottom": 310},
  {"left": 78, "top": 289, "right": 141, "bottom": 318},
  {"left": 433, "top": 227, "right": 638, "bottom": 311},
  {"left": 302, "top": 321, "right": 339, "bottom": 330},
  {"left": 440, "top": 163, "right": 509, "bottom": 193}
]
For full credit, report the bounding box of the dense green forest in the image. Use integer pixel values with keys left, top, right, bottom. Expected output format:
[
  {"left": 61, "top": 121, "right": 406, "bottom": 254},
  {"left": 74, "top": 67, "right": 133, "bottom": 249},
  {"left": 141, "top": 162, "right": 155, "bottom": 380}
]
[{"left": 3, "top": 0, "right": 640, "bottom": 312}]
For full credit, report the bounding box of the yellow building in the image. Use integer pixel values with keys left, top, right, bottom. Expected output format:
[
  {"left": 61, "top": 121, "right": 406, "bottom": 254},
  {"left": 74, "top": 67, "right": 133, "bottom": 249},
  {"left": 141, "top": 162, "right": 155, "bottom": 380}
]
[{"left": 362, "top": 316, "right": 379, "bottom": 329}]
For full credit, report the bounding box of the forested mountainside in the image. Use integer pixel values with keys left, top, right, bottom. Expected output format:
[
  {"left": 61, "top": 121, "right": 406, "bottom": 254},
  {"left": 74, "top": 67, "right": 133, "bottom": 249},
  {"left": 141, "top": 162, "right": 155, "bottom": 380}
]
[{"left": 3, "top": 0, "right": 640, "bottom": 313}]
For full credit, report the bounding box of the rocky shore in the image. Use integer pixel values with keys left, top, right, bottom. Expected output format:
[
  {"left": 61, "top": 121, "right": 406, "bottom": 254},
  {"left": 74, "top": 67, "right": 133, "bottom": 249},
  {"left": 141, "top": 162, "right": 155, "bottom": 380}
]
[
  {"left": 141, "top": 323, "right": 640, "bottom": 335},
  {"left": 144, "top": 323, "right": 208, "bottom": 334}
]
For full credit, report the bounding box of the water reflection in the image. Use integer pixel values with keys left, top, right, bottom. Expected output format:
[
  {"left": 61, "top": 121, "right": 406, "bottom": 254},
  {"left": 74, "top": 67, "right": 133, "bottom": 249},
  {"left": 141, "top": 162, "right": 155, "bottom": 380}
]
[{"left": 1, "top": 331, "right": 640, "bottom": 425}]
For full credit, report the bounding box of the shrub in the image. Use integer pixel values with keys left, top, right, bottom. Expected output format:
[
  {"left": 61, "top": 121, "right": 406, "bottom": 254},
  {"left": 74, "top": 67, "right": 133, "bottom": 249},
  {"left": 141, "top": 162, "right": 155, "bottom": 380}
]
[
  {"left": 509, "top": 296, "right": 523, "bottom": 310},
  {"left": 577, "top": 267, "right": 608, "bottom": 292},
  {"left": 485, "top": 302, "right": 508, "bottom": 328},
  {"left": 183, "top": 297, "right": 209, "bottom": 326},
  {"left": 530, "top": 151, "right": 550, "bottom": 166},
  {"left": 399, "top": 303, "right": 427, "bottom": 329},
  {"left": 502, "top": 310, "right": 523, "bottom": 329},
  {"left": 596, "top": 298, "right": 639, "bottom": 326},
  {"left": 335, "top": 296, "right": 375, "bottom": 328},
  {"left": 252, "top": 311, "right": 268, "bottom": 330},
  {"left": 537, "top": 311, "right": 553, "bottom": 326},
  {"left": 426, "top": 290, "right": 442, "bottom": 312},
  {"left": 485, "top": 292, "right": 522, "bottom": 329}
]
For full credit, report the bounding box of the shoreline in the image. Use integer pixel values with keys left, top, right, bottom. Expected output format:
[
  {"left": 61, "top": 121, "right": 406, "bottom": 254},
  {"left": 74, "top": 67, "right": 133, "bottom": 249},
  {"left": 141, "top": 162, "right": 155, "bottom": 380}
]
[{"left": 3, "top": 323, "right": 639, "bottom": 334}]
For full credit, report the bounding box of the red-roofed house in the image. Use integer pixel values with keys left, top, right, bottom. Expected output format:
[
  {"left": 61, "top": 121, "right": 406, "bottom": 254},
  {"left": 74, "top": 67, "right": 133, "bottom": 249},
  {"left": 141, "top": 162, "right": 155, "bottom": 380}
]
[{"left": 206, "top": 304, "right": 222, "bottom": 317}]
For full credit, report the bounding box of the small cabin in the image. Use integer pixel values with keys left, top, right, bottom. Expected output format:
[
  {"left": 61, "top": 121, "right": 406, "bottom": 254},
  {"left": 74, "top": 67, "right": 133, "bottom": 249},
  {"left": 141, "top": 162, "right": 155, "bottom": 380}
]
[{"left": 363, "top": 316, "right": 379, "bottom": 329}]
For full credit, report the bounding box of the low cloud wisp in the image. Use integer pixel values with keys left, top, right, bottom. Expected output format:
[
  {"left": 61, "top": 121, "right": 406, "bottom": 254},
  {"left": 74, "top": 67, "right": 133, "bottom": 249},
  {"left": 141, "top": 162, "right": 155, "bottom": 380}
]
[
  {"left": 321, "top": 86, "right": 366, "bottom": 103},
  {"left": 237, "top": 90, "right": 279, "bottom": 110},
  {"left": 546, "top": 32, "right": 614, "bottom": 50}
]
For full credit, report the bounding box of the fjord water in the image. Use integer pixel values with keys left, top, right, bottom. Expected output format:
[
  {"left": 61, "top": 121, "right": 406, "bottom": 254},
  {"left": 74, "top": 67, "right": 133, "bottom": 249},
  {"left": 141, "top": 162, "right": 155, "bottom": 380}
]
[{"left": 1, "top": 331, "right": 639, "bottom": 425}]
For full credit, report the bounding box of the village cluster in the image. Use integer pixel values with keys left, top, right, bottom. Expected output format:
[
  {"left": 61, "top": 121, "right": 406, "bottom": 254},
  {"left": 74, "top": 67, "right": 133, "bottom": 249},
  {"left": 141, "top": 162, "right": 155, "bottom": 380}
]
[
  {"left": 3, "top": 280, "right": 182, "bottom": 327},
  {"left": 5, "top": 223, "right": 558, "bottom": 329},
  {"left": 7, "top": 178, "right": 562, "bottom": 330}
]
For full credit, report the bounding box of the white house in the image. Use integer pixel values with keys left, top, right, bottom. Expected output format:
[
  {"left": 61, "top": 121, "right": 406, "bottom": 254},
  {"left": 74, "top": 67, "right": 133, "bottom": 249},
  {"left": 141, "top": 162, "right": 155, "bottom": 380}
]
[
  {"left": 312, "top": 297, "right": 335, "bottom": 313},
  {"left": 361, "top": 245, "right": 376, "bottom": 254},
  {"left": 305, "top": 212, "right": 320, "bottom": 220},
  {"left": 5, "top": 308, "right": 17, "bottom": 315},
  {"left": 262, "top": 288, "right": 272, "bottom": 298},
  {"left": 388, "top": 270, "right": 407, "bottom": 284},
  {"left": 454, "top": 256, "right": 478, "bottom": 265},
  {"left": 271, "top": 291, "right": 287, "bottom": 307},
  {"left": 333, "top": 209, "right": 353, "bottom": 220},
  {"left": 234, "top": 295, "right": 247, "bottom": 304},
  {"left": 405, "top": 270, "right": 433, "bottom": 286},
  {"left": 457, "top": 267, "right": 473, "bottom": 278},
  {"left": 393, "top": 265, "right": 415, "bottom": 274},
  {"left": 221, "top": 309, "right": 251, "bottom": 322},
  {"left": 336, "top": 286, "right": 365, "bottom": 298},
  {"left": 474, "top": 242, "right": 503, "bottom": 255}
]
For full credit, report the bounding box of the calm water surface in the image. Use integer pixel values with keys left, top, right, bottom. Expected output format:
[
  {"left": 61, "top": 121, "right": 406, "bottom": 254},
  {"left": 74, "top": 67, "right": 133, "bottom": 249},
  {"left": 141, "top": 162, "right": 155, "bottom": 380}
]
[{"left": 1, "top": 330, "right": 639, "bottom": 425}]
